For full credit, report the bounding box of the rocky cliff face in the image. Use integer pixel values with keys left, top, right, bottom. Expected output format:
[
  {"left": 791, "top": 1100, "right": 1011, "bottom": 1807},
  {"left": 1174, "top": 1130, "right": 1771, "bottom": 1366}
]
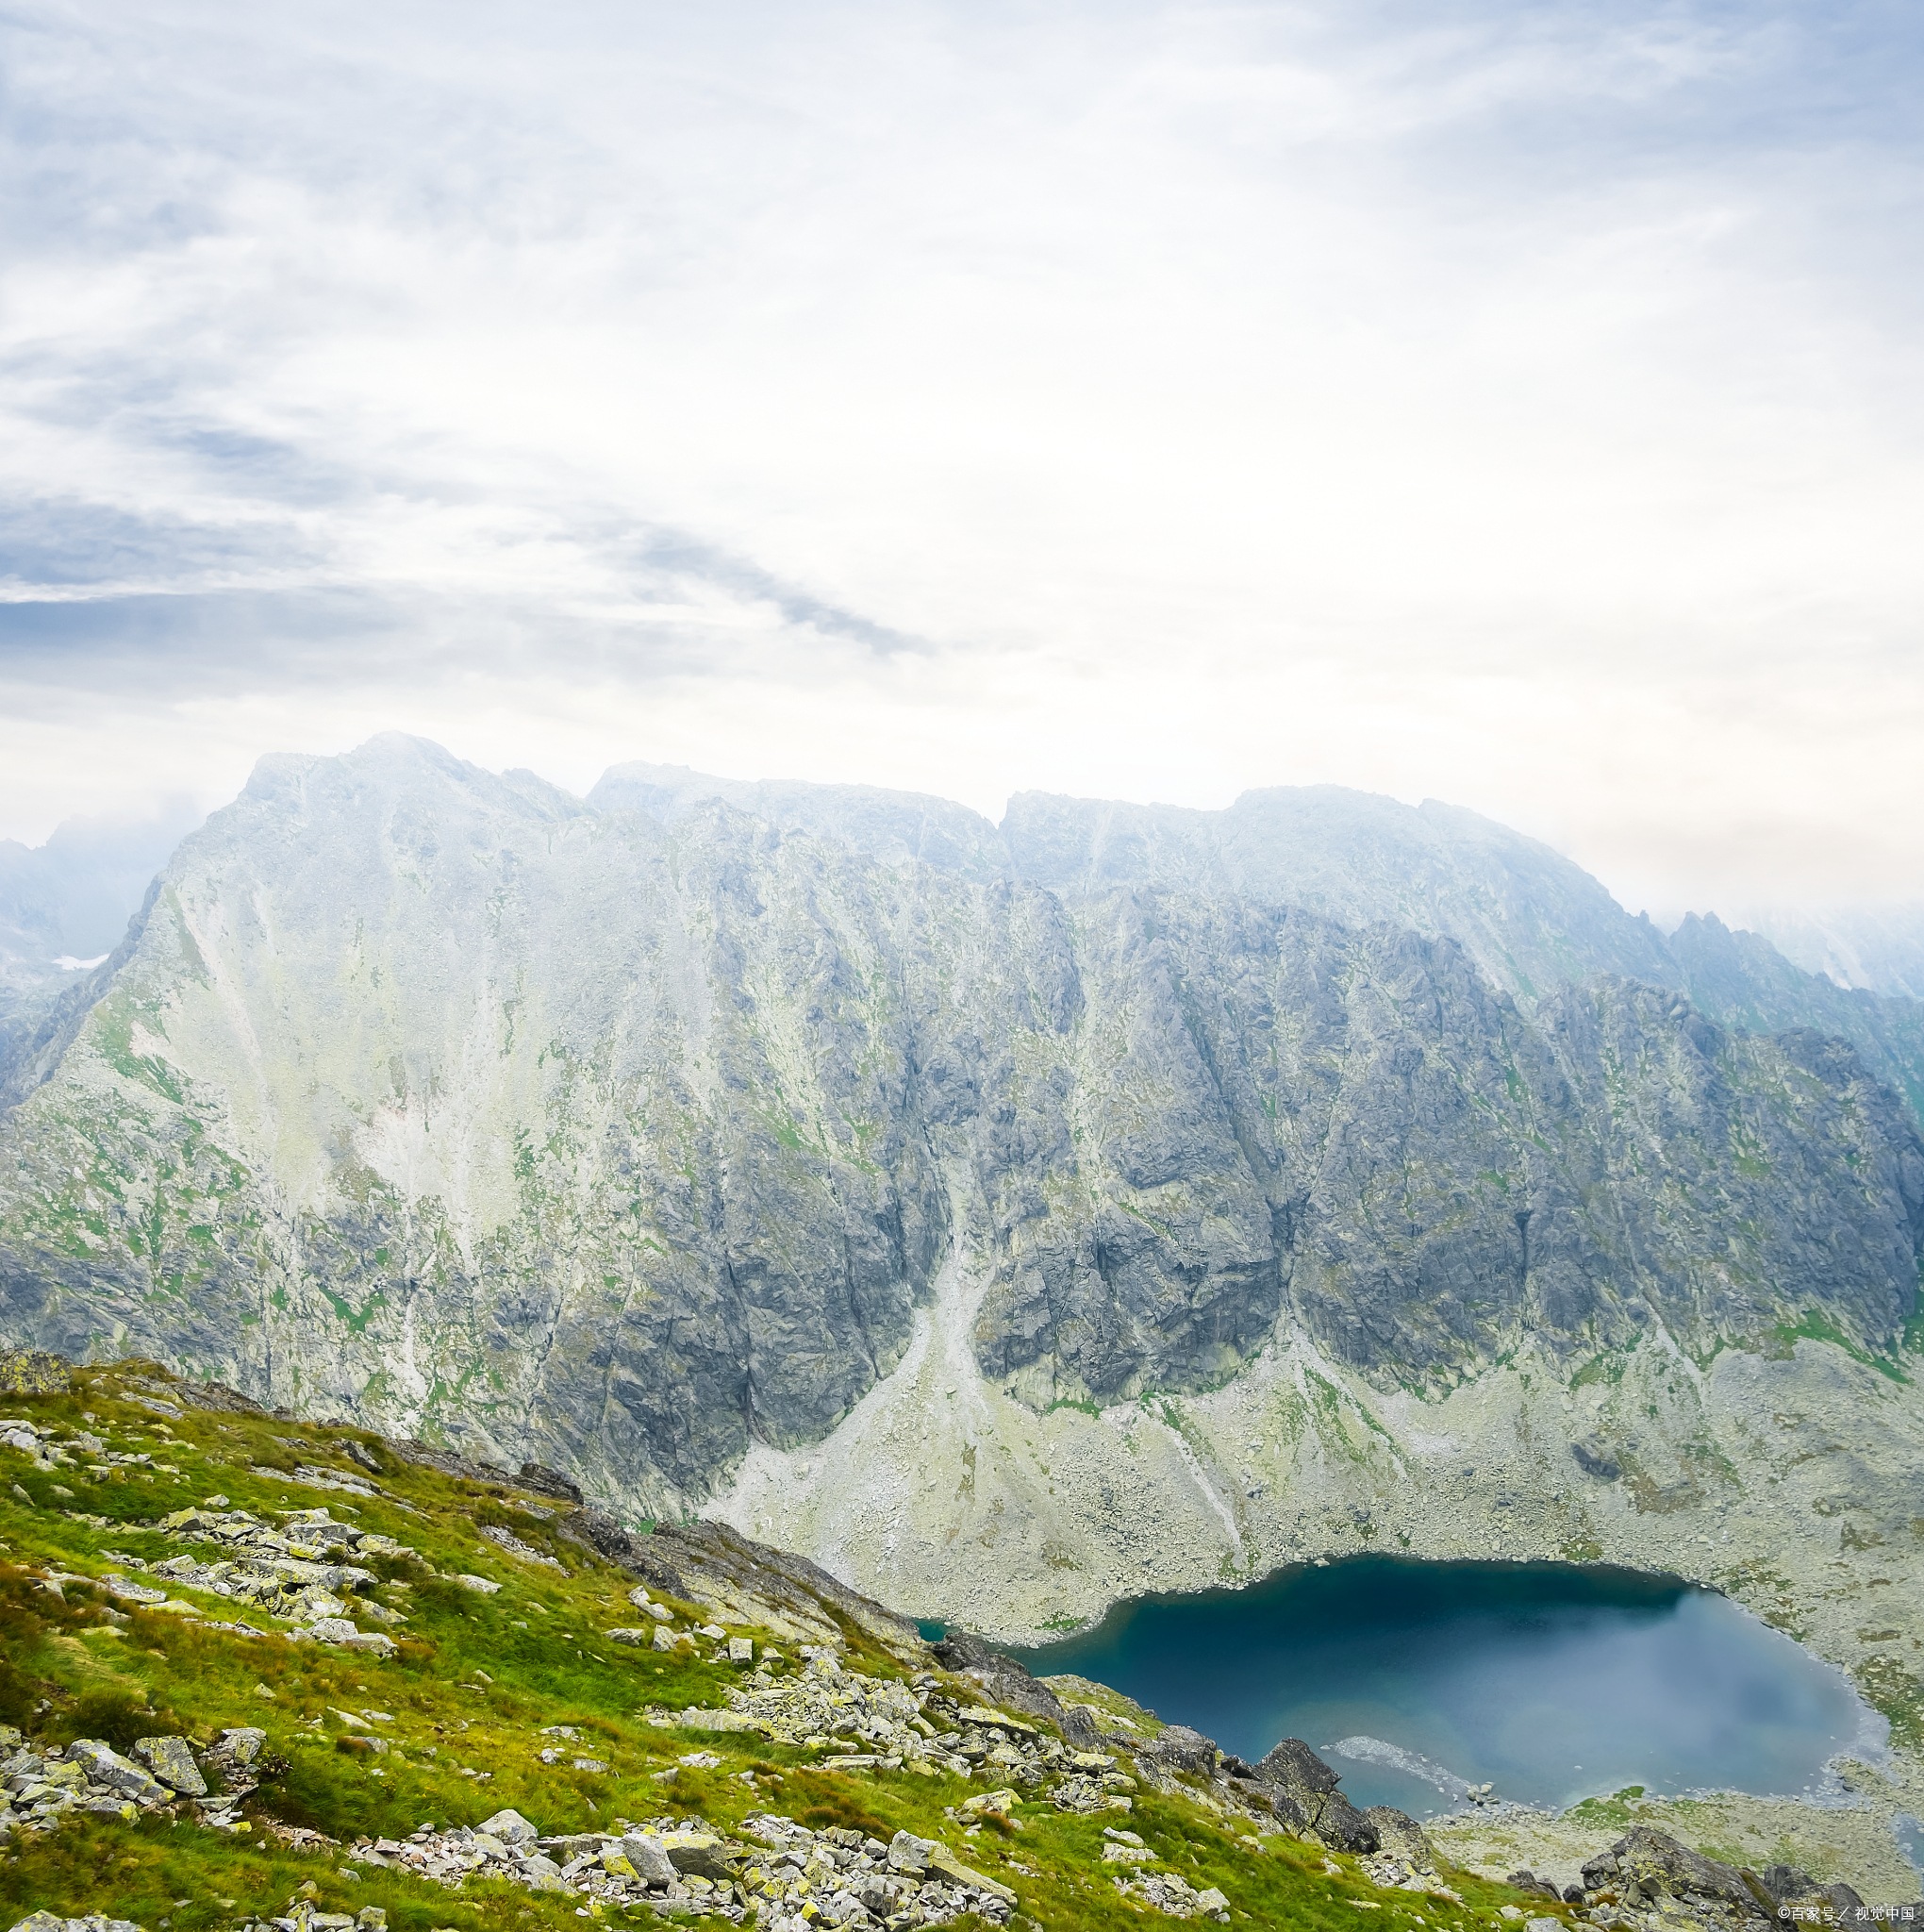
[
  {"left": 591, "top": 767, "right": 1924, "bottom": 1132},
  {"left": 0, "top": 735, "right": 1917, "bottom": 1539}
]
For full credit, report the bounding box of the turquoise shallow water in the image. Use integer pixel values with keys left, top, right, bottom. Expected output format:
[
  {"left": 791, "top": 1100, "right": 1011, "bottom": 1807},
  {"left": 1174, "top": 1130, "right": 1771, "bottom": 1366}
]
[{"left": 1006, "top": 1557, "right": 1876, "bottom": 1818}]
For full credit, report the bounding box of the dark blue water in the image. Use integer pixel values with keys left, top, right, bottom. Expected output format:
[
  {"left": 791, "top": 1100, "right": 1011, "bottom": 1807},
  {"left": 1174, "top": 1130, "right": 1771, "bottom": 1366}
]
[{"left": 1008, "top": 1557, "right": 1876, "bottom": 1818}]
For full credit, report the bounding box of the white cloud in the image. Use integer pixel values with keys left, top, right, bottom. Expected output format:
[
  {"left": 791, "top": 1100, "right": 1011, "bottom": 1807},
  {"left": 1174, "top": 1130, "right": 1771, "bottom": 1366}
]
[{"left": 1, "top": 1, "right": 1920, "bottom": 919}]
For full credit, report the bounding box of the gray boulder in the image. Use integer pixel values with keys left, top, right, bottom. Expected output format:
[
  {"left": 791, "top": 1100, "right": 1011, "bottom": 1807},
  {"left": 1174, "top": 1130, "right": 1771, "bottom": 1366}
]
[
  {"left": 63, "top": 1739, "right": 163, "bottom": 1802},
  {"left": 1255, "top": 1739, "right": 1341, "bottom": 1792},
  {"left": 1365, "top": 1807, "right": 1437, "bottom": 1872},
  {"left": 134, "top": 1734, "right": 207, "bottom": 1796},
  {"left": 1583, "top": 1829, "right": 1773, "bottom": 1913},
  {"left": 1150, "top": 1725, "right": 1219, "bottom": 1774},
  {"left": 1252, "top": 1738, "right": 1379, "bottom": 1852},
  {"left": 477, "top": 1807, "right": 539, "bottom": 1845},
  {"left": 621, "top": 1834, "right": 678, "bottom": 1887}
]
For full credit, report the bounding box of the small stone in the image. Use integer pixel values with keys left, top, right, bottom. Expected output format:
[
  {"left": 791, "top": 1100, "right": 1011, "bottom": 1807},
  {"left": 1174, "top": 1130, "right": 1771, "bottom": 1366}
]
[{"left": 452, "top": 1574, "right": 500, "bottom": 1593}]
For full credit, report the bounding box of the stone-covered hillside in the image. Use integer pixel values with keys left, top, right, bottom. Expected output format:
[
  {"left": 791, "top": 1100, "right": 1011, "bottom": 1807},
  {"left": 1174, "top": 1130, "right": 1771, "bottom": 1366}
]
[{"left": 0, "top": 1357, "right": 1914, "bottom": 1930}]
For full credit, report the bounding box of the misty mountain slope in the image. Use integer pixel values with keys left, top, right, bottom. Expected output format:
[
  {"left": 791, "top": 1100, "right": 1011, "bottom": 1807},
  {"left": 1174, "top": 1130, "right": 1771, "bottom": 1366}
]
[
  {"left": 0, "top": 735, "right": 1917, "bottom": 1525},
  {"left": 1672, "top": 911, "right": 1924, "bottom": 1123},
  {"left": 589, "top": 759, "right": 1011, "bottom": 881},
  {"left": 602, "top": 763, "right": 1924, "bottom": 1131},
  {"left": 0, "top": 804, "right": 202, "bottom": 1103},
  {"left": 1747, "top": 900, "right": 1924, "bottom": 999},
  {"left": 998, "top": 786, "right": 1684, "bottom": 1003}
]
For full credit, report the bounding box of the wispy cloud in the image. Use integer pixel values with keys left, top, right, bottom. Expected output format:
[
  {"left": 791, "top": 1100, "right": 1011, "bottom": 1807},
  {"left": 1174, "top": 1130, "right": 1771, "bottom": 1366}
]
[{"left": 1, "top": 2, "right": 1920, "bottom": 917}]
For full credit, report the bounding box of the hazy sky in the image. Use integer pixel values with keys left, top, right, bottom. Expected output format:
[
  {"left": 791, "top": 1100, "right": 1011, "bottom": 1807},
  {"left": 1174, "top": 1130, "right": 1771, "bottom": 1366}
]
[{"left": 3, "top": 1, "right": 1920, "bottom": 922}]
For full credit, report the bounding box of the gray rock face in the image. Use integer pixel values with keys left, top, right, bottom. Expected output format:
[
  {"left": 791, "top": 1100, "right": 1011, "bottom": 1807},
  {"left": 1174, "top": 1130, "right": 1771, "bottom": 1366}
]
[
  {"left": 0, "top": 735, "right": 1918, "bottom": 1512},
  {"left": 614, "top": 765, "right": 1924, "bottom": 1131},
  {"left": 1250, "top": 1738, "right": 1379, "bottom": 1850},
  {"left": 1000, "top": 787, "right": 1684, "bottom": 1004},
  {"left": 1670, "top": 911, "right": 1924, "bottom": 1125}
]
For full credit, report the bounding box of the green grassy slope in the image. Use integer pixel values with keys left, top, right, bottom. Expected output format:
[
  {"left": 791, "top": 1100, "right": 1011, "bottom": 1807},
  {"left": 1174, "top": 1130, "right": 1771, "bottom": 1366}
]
[{"left": 0, "top": 1359, "right": 1577, "bottom": 1931}]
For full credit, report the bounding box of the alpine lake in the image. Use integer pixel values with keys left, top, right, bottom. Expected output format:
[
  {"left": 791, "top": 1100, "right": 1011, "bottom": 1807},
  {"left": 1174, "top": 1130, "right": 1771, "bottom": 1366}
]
[{"left": 1000, "top": 1556, "right": 1880, "bottom": 1819}]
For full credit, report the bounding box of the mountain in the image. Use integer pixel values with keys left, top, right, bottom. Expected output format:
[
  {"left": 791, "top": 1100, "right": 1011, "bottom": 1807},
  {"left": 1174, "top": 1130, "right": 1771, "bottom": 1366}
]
[
  {"left": 0, "top": 737, "right": 1919, "bottom": 1747},
  {"left": 0, "top": 802, "right": 204, "bottom": 1113},
  {"left": 593, "top": 766, "right": 1924, "bottom": 1132},
  {"left": 1742, "top": 900, "right": 1924, "bottom": 1001},
  {"left": 589, "top": 762, "right": 1010, "bottom": 883},
  {"left": 1669, "top": 912, "right": 1924, "bottom": 1123}
]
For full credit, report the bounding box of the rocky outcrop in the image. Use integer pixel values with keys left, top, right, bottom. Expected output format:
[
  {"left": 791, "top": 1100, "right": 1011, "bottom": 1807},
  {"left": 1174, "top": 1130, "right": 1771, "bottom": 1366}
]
[
  {"left": 1250, "top": 1739, "right": 1381, "bottom": 1851},
  {"left": 1564, "top": 1826, "right": 1919, "bottom": 1932}
]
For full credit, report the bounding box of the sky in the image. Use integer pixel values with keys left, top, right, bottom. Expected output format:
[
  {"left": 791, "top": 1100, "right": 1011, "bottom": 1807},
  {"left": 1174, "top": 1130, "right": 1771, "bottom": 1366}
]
[{"left": 2, "top": 0, "right": 1921, "bottom": 924}]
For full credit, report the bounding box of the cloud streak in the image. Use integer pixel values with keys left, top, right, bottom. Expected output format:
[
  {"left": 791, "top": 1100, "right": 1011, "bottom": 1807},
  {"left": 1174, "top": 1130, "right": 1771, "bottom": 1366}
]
[{"left": 2, "top": 1, "right": 1921, "bottom": 921}]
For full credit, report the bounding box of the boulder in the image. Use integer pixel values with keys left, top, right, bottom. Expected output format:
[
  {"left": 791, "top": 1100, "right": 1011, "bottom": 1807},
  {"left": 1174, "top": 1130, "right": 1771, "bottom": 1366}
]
[
  {"left": 517, "top": 1461, "right": 584, "bottom": 1504},
  {"left": 477, "top": 1807, "right": 539, "bottom": 1844},
  {"left": 0, "top": 1350, "right": 69, "bottom": 1394},
  {"left": 888, "top": 1830, "right": 937, "bottom": 1875},
  {"left": 1152, "top": 1724, "right": 1219, "bottom": 1774},
  {"left": 660, "top": 1831, "right": 740, "bottom": 1881},
  {"left": 621, "top": 1833, "right": 678, "bottom": 1887},
  {"left": 1588, "top": 1828, "right": 1773, "bottom": 1913},
  {"left": 926, "top": 1841, "right": 1019, "bottom": 1904},
  {"left": 64, "top": 1739, "right": 163, "bottom": 1801},
  {"left": 1255, "top": 1739, "right": 1341, "bottom": 1791},
  {"left": 134, "top": 1735, "right": 207, "bottom": 1797},
  {"left": 1252, "top": 1739, "right": 1378, "bottom": 1851},
  {"left": 1309, "top": 1791, "right": 1380, "bottom": 1854},
  {"left": 1760, "top": 1866, "right": 1871, "bottom": 1918},
  {"left": 1364, "top": 1807, "right": 1437, "bottom": 1872}
]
